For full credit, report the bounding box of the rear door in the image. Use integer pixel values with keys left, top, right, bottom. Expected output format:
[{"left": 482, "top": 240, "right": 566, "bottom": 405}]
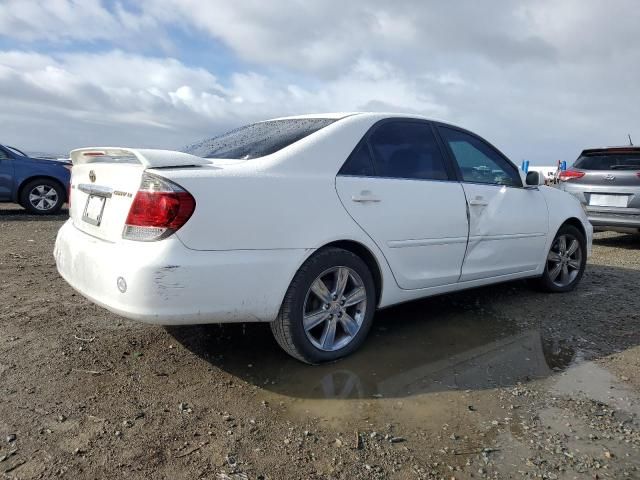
[
  {"left": 436, "top": 125, "right": 548, "bottom": 281},
  {"left": 0, "top": 147, "right": 14, "bottom": 200},
  {"left": 336, "top": 120, "right": 469, "bottom": 290}
]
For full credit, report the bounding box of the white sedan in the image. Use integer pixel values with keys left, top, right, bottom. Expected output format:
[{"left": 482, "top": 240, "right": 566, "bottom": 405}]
[{"left": 54, "top": 113, "right": 592, "bottom": 363}]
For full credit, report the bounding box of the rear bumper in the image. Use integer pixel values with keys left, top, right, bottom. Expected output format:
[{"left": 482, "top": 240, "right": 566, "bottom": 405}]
[
  {"left": 561, "top": 184, "right": 640, "bottom": 231},
  {"left": 54, "top": 220, "right": 307, "bottom": 324},
  {"left": 587, "top": 209, "right": 640, "bottom": 231}
]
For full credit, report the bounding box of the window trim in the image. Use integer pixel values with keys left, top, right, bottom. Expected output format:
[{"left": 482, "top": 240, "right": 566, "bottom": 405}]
[
  {"left": 337, "top": 118, "right": 458, "bottom": 182},
  {"left": 434, "top": 123, "right": 524, "bottom": 189},
  {"left": 0, "top": 146, "right": 14, "bottom": 160}
]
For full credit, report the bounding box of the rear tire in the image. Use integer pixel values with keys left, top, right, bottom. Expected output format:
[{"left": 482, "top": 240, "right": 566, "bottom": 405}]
[
  {"left": 20, "top": 179, "right": 65, "bottom": 215},
  {"left": 271, "top": 248, "right": 376, "bottom": 364},
  {"left": 532, "top": 224, "right": 586, "bottom": 293}
]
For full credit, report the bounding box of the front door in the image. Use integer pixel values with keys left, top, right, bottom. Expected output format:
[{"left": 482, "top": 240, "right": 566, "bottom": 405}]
[
  {"left": 336, "top": 120, "right": 469, "bottom": 289},
  {"left": 437, "top": 126, "right": 548, "bottom": 281}
]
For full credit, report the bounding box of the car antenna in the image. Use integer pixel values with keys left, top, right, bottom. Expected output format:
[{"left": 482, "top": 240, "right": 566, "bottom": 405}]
[{"left": 628, "top": 134, "right": 634, "bottom": 146}]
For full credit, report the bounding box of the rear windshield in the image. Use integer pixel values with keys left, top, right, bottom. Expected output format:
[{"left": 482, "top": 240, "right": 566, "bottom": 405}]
[
  {"left": 182, "top": 118, "right": 336, "bottom": 159},
  {"left": 574, "top": 153, "right": 640, "bottom": 170}
]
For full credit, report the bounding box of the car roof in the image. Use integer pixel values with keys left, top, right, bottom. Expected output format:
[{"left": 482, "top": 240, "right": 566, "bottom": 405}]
[{"left": 266, "top": 112, "right": 435, "bottom": 122}]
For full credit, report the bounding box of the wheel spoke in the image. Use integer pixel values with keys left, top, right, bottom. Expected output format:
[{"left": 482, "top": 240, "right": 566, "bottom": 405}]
[
  {"left": 303, "top": 310, "right": 330, "bottom": 331},
  {"left": 557, "top": 235, "right": 567, "bottom": 254},
  {"left": 311, "top": 278, "right": 332, "bottom": 304},
  {"left": 343, "top": 286, "right": 366, "bottom": 307},
  {"left": 340, "top": 313, "right": 359, "bottom": 337},
  {"left": 568, "top": 259, "right": 581, "bottom": 270},
  {"left": 36, "top": 185, "right": 46, "bottom": 195},
  {"left": 44, "top": 189, "right": 57, "bottom": 198},
  {"left": 36, "top": 199, "right": 45, "bottom": 209},
  {"left": 566, "top": 239, "right": 579, "bottom": 256},
  {"left": 548, "top": 262, "right": 562, "bottom": 281},
  {"left": 334, "top": 267, "right": 349, "bottom": 298},
  {"left": 547, "top": 251, "right": 561, "bottom": 262},
  {"left": 560, "top": 264, "right": 569, "bottom": 283},
  {"left": 320, "top": 320, "right": 336, "bottom": 349}
]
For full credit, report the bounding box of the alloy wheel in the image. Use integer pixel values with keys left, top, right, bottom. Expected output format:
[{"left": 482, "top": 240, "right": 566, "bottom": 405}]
[
  {"left": 28, "top": 185, "right": 59, "bottom": 211},
  {"left": 303, "top": 266, "right": 368, "bottom": 352},
  {"left": 546, "top": 233, "right": 582, "bottom": 288}
]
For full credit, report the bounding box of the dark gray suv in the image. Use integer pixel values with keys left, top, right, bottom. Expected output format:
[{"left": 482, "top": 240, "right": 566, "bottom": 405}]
[{"left": 560, "top": 147, "right": 640, "bottom": 233}]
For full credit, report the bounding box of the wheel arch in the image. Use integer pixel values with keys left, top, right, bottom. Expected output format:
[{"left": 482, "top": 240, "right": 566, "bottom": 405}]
[
  {"left": 17, "top": 175, "right": 68, "bottom": 204},
  {"left": 317, "top": 239, "right": 383, "bottom": 306},
  {"left": 561, "top": 217, "right": 587, "bottom": 240}
]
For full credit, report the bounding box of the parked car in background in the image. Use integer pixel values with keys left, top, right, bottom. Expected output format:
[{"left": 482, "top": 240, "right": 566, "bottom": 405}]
[
  {"left": 0, "top": 144, "right": 71, "bottom": 214},
  {"left": 55, "top": 113, "right": 592, "bottom": 364},
  {"left": 559, "top": 147, "right": 640, "bottom": 233}
]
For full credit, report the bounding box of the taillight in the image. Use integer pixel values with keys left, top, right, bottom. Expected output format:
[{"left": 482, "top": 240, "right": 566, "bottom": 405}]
[
  {"left": 558, "top": 169, "right": 585, "bottom": 181},
  {"left": 123, "top": 173, "right": 195, "bottom": 241}
]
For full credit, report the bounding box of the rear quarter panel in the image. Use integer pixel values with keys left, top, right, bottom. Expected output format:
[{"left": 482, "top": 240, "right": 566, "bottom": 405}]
[{"left": 157, "top": 115, "right": 400, "bottom": 307}]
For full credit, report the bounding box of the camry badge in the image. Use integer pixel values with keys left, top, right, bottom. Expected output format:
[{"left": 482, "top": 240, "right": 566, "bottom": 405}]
[{"left": 89, "top": 170, "right": 96, "bottom": 183}]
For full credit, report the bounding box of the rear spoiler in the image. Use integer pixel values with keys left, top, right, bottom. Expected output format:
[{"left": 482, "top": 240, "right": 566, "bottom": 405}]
[{"left": 69, "top": 147, "right": 211, "bottom": 168}]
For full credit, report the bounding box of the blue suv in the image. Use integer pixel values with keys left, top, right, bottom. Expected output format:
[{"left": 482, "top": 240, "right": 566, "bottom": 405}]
[{"left": 0, "top": 144, "right": 71, "bottom": 214}]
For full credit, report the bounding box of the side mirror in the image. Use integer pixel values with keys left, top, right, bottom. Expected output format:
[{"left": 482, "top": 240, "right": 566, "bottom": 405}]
[{"left": 525, "top": 171, "right": 544, "bottom": 186}]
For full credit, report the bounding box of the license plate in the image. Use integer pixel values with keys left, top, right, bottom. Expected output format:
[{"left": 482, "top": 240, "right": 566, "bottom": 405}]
[
  {"left": 82, "top": 195, "right": 106, "bottom": 226},
  {"left": 589, "top": 194, "right": 629, "bottom": 207}
]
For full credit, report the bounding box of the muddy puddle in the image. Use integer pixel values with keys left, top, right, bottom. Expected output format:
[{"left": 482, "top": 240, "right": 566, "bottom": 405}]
[{"left": 168, "top": 291, "right": 578, "bottom": 401}]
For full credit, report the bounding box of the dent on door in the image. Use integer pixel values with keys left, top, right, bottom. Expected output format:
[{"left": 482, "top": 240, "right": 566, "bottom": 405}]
[{"left": 460, "top": 184, "right": 548, "bottom": 281}]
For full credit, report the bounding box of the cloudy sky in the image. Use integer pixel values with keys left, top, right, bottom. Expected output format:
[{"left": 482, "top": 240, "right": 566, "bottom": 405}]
[{"left": 0, "top": 0, "right": 638, "bottom": 164}]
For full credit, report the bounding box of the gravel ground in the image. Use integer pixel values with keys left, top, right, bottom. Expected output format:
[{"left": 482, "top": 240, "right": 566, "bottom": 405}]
[{"left": 1, "top": 204, "right": 639, "bottom": 479}]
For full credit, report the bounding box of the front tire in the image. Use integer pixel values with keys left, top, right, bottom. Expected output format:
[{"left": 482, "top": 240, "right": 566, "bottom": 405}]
[
  {"left": 533, "top": 224, "right": 586, "bottom": 292},
  {"left": 20, "top": 179, "right": 65, "bottom": 215},
  {"left": 271, "top": 248, "right": 376, "bottom": 364}
]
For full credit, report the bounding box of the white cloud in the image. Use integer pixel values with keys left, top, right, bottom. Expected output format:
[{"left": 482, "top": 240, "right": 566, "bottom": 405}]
[{"left": 0, "top": 0, "right": 638, "bottom": 163}]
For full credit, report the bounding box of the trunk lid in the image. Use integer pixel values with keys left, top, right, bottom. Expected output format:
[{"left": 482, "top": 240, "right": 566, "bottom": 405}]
[{"left": 68, "top": 148, "right": 210, "bottom": 242}]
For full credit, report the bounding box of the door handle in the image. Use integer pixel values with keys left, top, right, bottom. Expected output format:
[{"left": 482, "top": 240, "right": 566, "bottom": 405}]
[
  {"left": 468, "top": 197, "right": 488, "bottom": 206},
  {"left": 352, "top": 191, "right": 381, "bottom": 203}
]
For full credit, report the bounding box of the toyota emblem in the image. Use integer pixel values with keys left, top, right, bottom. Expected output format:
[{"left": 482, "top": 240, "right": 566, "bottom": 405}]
[{"left": 89, "top": 170, "right": 96, "bottom": 183}]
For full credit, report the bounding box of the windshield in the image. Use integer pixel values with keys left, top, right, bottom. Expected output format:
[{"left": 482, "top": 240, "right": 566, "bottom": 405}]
[
  {"left": 574, "top": 153, "right": 640, "bottom": 170},
  {"left": 6, "top": 146, "right": 27, "bottom": 157},
  {"left": 182, "top": 118, "right": 336, "bottom": 160}
]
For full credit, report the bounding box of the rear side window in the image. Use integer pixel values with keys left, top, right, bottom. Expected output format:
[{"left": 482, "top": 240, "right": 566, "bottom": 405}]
[
  {"left": 574, "top": 153, "right": 640, "bottom": 170},
  {"left": 368, "top": 121, "right": 449, "bottom": 180},
  {"left": 438, "top": 127, "right": 521, "bottom": 187},
  {"left": 183, "top": 118, "right": 336, "bottom": 159},
  {"left": 339, "top": 143, "right": 375, "bottom": 176}
]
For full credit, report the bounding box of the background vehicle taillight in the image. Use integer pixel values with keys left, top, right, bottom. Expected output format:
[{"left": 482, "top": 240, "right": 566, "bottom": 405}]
[
  {"left": 558, "top": 169, "right": 585, "bottom": 181},
  {"left": 123, "top": 173, "right": 196, "bottom": 241}
]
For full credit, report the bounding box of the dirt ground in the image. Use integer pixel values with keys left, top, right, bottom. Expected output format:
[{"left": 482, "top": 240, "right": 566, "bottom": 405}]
[{"left": 1, "top": 204, "right": 639, "bottom": 479}]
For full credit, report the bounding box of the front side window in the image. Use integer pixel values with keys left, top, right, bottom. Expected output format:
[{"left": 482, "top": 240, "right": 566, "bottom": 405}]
[
  {"left": 0, "top": 149, "right": 11, "bottom": 160},
  {"left": 438, "top": 127, "right": 521, "bottom": 187},
  {"left": 182, "top": 118, "right": 336, "bottom": 160},
  {"left": 368, "top": 121, "right": 449, "bottom": 181}
]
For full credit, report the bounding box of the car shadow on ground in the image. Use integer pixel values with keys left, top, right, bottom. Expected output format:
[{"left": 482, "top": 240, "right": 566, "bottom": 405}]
[
  {"left": 167, "top": 264, "right": 640, "bottom": 400},
  {"left": 592, "top": 232, "right": 640, "bottom": 250},
  {"left": 0, "top": 205, "right": 69, "bottom": 221}
]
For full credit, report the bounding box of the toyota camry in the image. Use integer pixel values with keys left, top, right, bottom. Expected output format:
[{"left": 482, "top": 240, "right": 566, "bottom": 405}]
[{"left": 54, "top": 113, "right": 592, "bottom": 363}]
